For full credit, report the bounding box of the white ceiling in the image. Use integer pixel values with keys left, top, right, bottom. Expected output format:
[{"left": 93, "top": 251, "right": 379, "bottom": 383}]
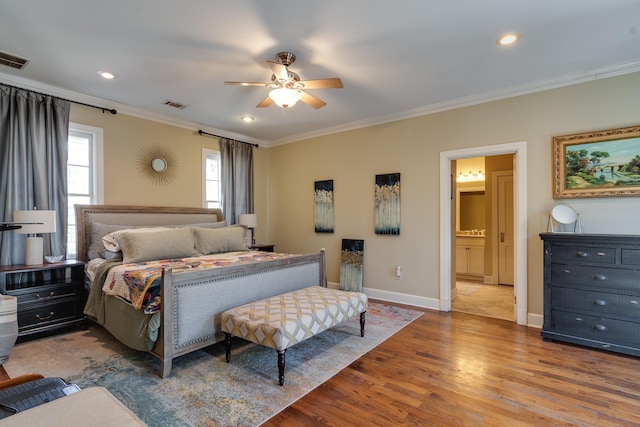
[{"left": 1, "top": 1, "right": 640, "bottom": 146}]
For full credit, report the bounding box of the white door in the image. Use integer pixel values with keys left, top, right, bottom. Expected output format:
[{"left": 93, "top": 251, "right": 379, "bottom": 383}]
[{"left": 498, "top": 173, "right": 514, "bottom": 285}]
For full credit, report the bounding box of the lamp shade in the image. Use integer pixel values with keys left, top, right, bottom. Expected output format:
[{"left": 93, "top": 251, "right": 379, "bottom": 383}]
[
  {"left": 238, "top": 214, "right": 257, "bottom": 228},
  {"left": 13, "top": 210, "right": 56, "bottom": 234},
  {"left": 269, "top": 88, "right": 301, "bottom": 108}
]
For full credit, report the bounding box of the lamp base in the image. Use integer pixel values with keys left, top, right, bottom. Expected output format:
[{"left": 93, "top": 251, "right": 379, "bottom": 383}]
[{"left": 25, "top": 236, "right": 43, "bottom": 265}]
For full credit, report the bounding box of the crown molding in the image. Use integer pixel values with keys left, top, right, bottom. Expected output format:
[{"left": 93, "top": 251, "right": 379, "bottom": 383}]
[
  {"left": 0, "top": 72, "right": 262, "bottom": 146},
  {"left": 269, "top": 60, "right": 640, "bottom": 147}
]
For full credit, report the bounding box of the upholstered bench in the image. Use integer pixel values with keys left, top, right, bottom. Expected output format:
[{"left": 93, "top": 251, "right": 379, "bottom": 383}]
[{"left": 221, "top": 286, "right": 368, "bottom": 385}]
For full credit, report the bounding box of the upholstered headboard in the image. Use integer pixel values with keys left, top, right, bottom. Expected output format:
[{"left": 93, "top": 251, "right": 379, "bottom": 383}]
[{"left": 74, "top": 205, "right": 224, "bottom": 262}]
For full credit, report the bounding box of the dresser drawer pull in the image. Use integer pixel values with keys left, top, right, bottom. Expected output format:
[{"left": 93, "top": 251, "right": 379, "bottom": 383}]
[
  {"left": 596, "top": 252, "right": 606, "bottom": 256},
  {"left": 36, "top": 292, "right": 56, "bottom": 300},
  {"left": 631, "top": 300, "right": 639, "bottom": 305},
  {"left": 593, "top": 324, "right": 608, "bottom": 332},
  {"left": 593, "top": 299, "right": 608, "bottom": 306},
  {"left": 576, "top": 251, "right": 589, "bottom": 257},
  {"left": 36, "top": 312, "right": 55, "bottom": 321},
  {"left": 592, "top": 274, "right": 607, "bottom": 281}
]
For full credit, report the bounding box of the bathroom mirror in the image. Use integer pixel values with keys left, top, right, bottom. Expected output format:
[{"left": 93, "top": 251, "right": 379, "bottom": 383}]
[{"left": 456, "top": 187, "right": 486, "bottom": 232}]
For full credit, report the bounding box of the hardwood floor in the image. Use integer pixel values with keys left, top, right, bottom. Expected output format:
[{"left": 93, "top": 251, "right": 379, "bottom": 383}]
[{"left": 264, "top": 305, "right": 640, "bottom": 426}]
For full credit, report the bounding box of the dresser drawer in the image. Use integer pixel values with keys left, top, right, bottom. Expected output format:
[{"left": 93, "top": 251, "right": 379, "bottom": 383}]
[
  {"left": 551, "top": 287, "right": 640, "bottom": 318},
  {"left": 550, "top": 244, "right": 615, "bottom": 264},
  {"left": 549, "top": 310, "right": 640, "bottom": 346},
  {"left": 621, "top": 249, "right": 640, "bottom": 266},
  {"left": 550, "top": 263, "right": 640, "bottom": 290},
  {"left": 8, "top": 283, "right": 78, "bottom": 306},
  {"left": 17, "top": 299, "right": 79, "bottom": 331}
]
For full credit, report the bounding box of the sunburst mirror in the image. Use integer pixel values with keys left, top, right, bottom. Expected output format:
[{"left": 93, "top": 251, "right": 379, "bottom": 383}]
[{"left": 136, "top": 144, "right": 178, "bottom": 185}]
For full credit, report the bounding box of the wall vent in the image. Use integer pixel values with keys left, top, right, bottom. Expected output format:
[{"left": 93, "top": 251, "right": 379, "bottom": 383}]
[
  {"left": 0, "top": 51, "right": 30, "bottom": 70},
  {"left": 162, "top": 99, "right": 187, "bottom": 109}
]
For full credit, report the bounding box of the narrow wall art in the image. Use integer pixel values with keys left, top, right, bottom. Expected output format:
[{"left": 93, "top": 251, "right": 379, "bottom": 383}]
[
  {"left": 375, "top": 173, "right": 400, "bottom": 235},
  {"left": 340, "top": 239, "right": 364, "bottom": 292},
  {"left": 314, "top": 179, "right": 334, "bottom": 233}
]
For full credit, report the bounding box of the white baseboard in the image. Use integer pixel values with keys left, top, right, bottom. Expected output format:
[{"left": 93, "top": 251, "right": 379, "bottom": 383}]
[
  {"left": 528, "top": 313, "right": 543, "bottom": 328},
  {"left": 332, "top": 282, "right": 543, "bottom": 327},
  {"left": 362, "top": 287, "right": 440, "bottom": 311}
]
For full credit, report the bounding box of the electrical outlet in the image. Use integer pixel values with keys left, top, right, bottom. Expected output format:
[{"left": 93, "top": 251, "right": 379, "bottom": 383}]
[{"left": 395, "top": 265, "right": 402, "bottom": 280}]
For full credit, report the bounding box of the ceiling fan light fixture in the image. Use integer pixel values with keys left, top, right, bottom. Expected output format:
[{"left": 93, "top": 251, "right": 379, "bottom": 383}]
[{"left": 269, "top": 88, "right": 301, "bottom": 109}]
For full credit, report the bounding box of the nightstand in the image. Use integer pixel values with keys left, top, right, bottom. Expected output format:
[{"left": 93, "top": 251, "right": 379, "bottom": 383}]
[
  {"left": 0, "top": 260, "right": 85, "bottom": 340},
  {"left": 249, "top": 244, "right": 275, "bottom": 252}
]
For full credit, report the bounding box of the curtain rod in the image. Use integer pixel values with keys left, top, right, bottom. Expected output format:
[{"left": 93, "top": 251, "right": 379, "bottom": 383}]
[
  {"left": 1, "top": 83, "right": 117, "bottom": 115},
  {"left": 198, "top": 130, "right": 259, "bottom": 148}
]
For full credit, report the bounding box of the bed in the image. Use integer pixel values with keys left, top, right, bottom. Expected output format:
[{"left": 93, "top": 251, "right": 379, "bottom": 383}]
[{"left": 75, "top": 205, "right": 326, "bottom": 378}]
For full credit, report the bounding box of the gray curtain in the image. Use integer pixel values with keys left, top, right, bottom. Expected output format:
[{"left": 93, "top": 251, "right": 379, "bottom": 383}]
[
  {"left": 0, "top": 84, "right": 70, "bottom": 266},
  {"left": 219, "top": 138, "right": 254, "bottom": 224}
]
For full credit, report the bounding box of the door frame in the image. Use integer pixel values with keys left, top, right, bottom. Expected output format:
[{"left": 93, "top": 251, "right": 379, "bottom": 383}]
[{"left": 439, "top": 141, "right": 528, "bottom": 325}]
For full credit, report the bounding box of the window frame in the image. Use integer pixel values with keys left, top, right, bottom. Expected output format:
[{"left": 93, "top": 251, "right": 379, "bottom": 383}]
[
  {"left": 202, "top": 148, "right": 221, "bottom": 209},
  {"left": 67, "top": 123, "right": 104, "bottom": 258}
]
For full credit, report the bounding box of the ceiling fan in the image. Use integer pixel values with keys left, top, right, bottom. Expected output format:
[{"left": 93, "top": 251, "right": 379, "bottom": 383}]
[{"left": 224, "top": 52, "right": 343, "bottom": 109}]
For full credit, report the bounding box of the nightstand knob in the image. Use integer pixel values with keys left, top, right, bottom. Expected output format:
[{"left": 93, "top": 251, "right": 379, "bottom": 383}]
[
  {"left": 576, "top": 251, "right": 589, "bottom": 257},
  {"left": 36, "top": 291, "right": 55, "bottom": 300},
  {"left": 593, "top": 299, "right": 607, "bottom": 306},
  {"left": 593, "top": 274, "right": 607, "bottom": 281},
  {"left": 36, "top": 312, "right": 55, "bottom": 321}
]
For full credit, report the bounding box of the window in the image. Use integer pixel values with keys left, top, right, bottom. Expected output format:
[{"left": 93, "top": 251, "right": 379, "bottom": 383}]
[
  {"left": 203, "top": 148, "right": 221, "bottom": 209},
  {"left": 66, "top": 123, "right": 103, "bottom": 258}
]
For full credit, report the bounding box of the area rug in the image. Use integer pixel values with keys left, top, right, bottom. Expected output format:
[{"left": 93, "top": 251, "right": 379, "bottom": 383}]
[{"left": 4, "top": 302, "right": 422, "bottom": 427}]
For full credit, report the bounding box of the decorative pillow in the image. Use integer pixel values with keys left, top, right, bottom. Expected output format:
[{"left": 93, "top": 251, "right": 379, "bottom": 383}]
[
  {"left": 102, "top": 227, "right": 171, "bottom": 253},
  {"left": 193, "top": 225, "right": 248, "bottom": 255},
  {"left": 117, "top": 227, "right": 197, "bottom": 264},
  {"left": 174, "top": 221, "right": 227, "bottom": 230},
  {"left": 88, "top": 223, "right": 134, "bottom": 259}
]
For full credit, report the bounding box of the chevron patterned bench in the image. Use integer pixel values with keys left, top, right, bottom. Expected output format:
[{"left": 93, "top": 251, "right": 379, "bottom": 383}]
[{"left": 221, "top": 286, "right": 368, "bottom": 386}]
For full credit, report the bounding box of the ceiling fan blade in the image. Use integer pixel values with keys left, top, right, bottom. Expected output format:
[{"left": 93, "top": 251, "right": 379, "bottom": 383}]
[
  {"left": 298, "top": 78, "right": 343, "bottom": 89},
  {"left": 224, "top": 81, "right": 271, "bottom": 87},
  {"left": 299, "top": 91, "right": 327, "bottom": 109},
  {"left": 267, "top": 61, "right": 289, "bottom": 81},
  {"left": 256, "top": 96, "right": 273, "bottom": 108}
]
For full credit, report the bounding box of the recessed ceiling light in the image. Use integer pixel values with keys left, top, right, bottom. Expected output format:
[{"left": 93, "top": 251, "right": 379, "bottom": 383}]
[
  {"left": 240, "top": 115, "right": 254, "bottom": 123},
  {"left": 97, "top": 71, "right": 115, "bottom": 79},
  {"left": 497, "top": 33, "right": 520, "bottom": 46}
]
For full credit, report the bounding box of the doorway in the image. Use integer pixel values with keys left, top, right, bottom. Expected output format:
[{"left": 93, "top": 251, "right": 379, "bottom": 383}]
[
  {"left": 439, "top": 141, "right": 528, "bottom": 326},
  {"left": 451, "top": 156, "right": 514, "bottom": 321}
]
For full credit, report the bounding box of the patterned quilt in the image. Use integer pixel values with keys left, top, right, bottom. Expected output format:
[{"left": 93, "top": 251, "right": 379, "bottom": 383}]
[{"left": 101, "top": 251, "right": 300, "bottom": 314}]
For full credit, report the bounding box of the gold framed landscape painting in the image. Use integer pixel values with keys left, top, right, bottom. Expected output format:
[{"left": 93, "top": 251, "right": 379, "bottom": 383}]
[{"left": 553, "top": 125, "right": 640, "bottom": 199}]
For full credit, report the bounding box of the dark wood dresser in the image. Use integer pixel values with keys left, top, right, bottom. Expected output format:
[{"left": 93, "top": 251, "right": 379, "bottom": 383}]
[{"left": 540, "top": 233, "right": 640, "bottom": 356}]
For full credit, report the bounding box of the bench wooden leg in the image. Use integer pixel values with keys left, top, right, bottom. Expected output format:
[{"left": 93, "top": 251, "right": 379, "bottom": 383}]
[
  {"left": 277, "top": 349, "right": 287, "bottom": 386},
  {"left": 360, "top": 311, "right": 366, "bottom": 337},
  {"left": 225, "top": 333, "right": 232, "bottom": 363}
]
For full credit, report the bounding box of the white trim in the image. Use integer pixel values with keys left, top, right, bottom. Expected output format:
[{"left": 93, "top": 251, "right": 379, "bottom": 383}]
[
  {"left": 202, "top": 148, "right": 221, "bottom": 208},
  {"left": 363, "top": 288, "right": 440, "bottom": 311},
  {"left": 5, "top": 59, "right": 640, "bottom": 148},
  {"left": 439, "top": 141, "right": 528, "bottom": 325}
]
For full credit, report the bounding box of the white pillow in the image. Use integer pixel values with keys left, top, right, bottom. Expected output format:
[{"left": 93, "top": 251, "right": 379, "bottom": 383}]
[{"left": 102, "top": 227, "right": 170, "bottom": 252}]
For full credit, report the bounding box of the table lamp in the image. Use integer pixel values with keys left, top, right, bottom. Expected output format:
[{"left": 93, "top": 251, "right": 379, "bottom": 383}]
[
  {"left": 13, "top": 209, "right": 56, "bottom": 265},
  {"left": 239, "top": 214, "right": 257, "bottom": 246}
]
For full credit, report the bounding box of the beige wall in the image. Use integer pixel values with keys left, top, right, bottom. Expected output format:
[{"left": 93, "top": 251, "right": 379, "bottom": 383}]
[
  {"left": 69, "top": 71, "right": 640, "bottom": 318},
  {"left": 266, "top": 72, "right": 640, "bottom": 316}
]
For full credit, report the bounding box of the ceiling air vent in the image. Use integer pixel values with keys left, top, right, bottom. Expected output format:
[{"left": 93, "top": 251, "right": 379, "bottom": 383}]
[
  {"left": 163, "top": 99, "right": 187, "bottom": 109},
  {"left": 0, "top": 51, "right": 30, "bottom": 70}
]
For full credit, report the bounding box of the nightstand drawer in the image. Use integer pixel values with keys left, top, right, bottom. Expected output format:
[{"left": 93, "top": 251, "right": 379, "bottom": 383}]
[
  {"left": 549, "top": 310, "right": 640, "bottom": 346},
  {"left": 550, "top": 263, "right": 640, "bottom": 290},
  {"left": 17, "top": 300, "right": 79, "bottom": 331},
  {"left": 551, "top": 287, "right": 640, "bottom": 318},
  {"left": 8, "top": 283, "right": 78, "bottom": 306}
]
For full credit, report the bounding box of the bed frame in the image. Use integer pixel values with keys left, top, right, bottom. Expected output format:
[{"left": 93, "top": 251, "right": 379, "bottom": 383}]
[{"left": 75, "top": 205, "right": 326, "bottom": 377}]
